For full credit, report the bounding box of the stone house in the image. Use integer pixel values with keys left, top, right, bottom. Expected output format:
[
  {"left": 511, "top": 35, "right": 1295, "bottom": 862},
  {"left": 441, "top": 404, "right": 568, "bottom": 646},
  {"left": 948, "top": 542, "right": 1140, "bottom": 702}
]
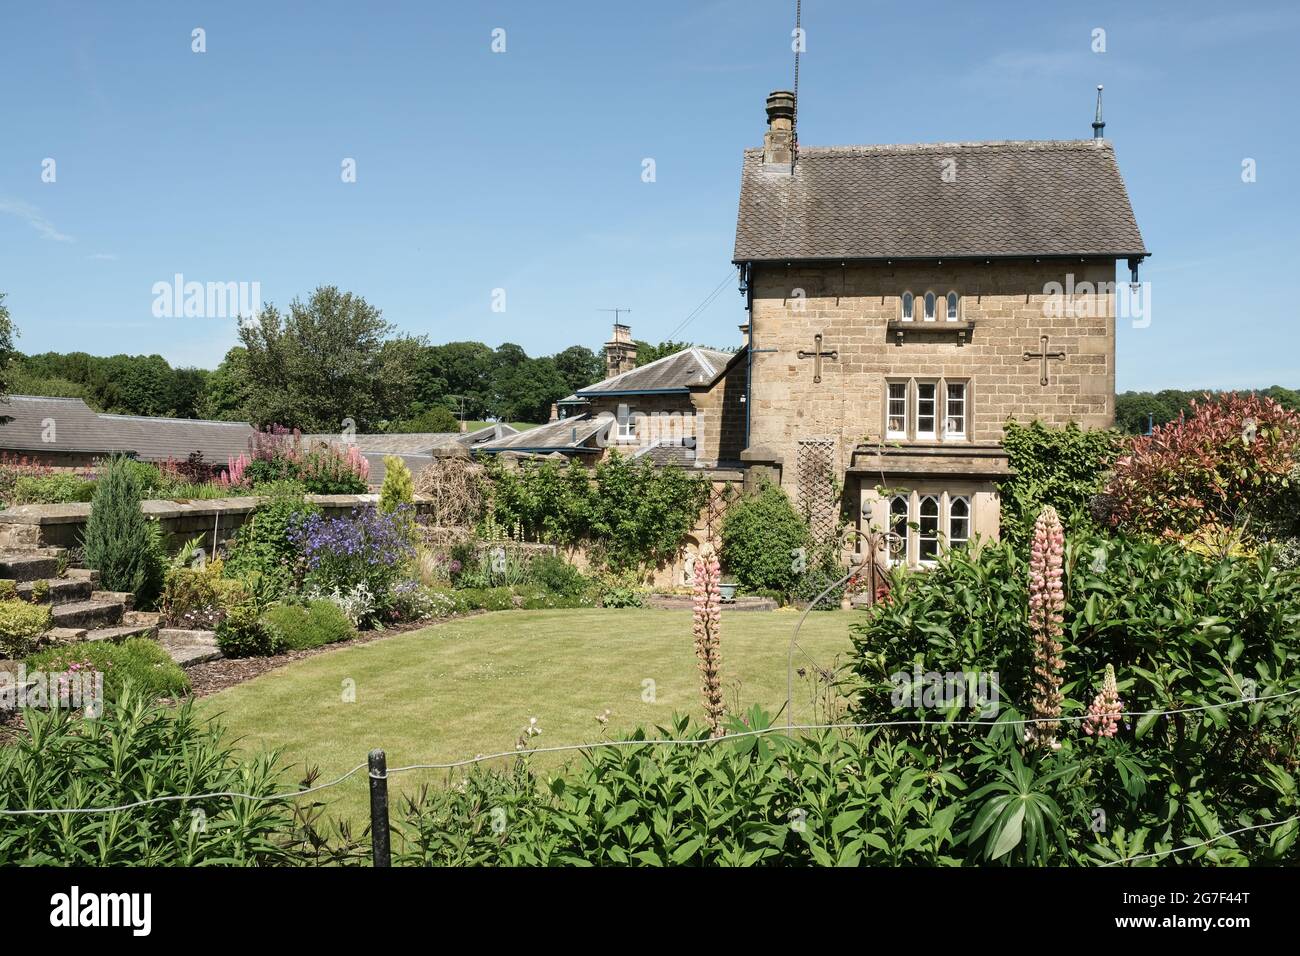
[{"left": 731, "top": 89, "right": 1148, "bottom": 568}]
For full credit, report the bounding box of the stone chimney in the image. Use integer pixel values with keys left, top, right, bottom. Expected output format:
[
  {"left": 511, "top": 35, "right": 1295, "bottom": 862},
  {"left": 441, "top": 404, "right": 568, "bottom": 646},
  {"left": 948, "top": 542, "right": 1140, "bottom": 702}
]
[
  {"left": 763, "top": 90, "right": 795, "bottom": 166},
  {"left": 603, "top": 323, "right": 637, "bottom": 379},
  {"left": 549, "top": 402, "right": 559, "bottom": 422}
]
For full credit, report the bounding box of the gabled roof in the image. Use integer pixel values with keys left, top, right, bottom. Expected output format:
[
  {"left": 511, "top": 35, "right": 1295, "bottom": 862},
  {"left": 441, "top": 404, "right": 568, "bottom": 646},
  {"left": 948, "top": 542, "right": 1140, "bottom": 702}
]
[
  {"left": 576, "top": 347, "right": 739, "bottom": 397},
  {"left": 733, "top": 139, "right": 1148, "bottom": 262},
  {"left": 0, "top": 395, "right": 255, "bottom": 463}
]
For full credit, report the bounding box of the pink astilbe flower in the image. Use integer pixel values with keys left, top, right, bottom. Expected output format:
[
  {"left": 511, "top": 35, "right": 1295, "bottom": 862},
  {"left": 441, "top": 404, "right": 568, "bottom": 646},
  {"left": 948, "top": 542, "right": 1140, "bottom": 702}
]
[
  {"left": 1083, "top": 663, "right": 1123, "bottom": 738},
  {"left": 1025, "top": 505, "right": 1066, "bottom": 750},
  {"left": 692, "top": 554, "right": 725, "bottom": 737},
  {"left": 218, "top": 452, "right": 251, "bottom": 488}
]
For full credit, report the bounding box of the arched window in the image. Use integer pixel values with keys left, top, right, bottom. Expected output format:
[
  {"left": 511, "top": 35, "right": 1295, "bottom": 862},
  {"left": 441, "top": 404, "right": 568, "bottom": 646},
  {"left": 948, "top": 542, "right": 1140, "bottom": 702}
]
[
  {"left": 924, "top": 292, "right": 936, "bottom": 322},
  {"left": 948, "top": 496, "right": 970, "bottom": 550},
  {"left": 918, "top": 495, "right": 940, "bottom": 562},
  {"left": 946, "top": 291, "right": 959, "bottom": 321},
  {"left": 901, "top": 292, "right": 914, "bottom": 322},
  {"left": 889, "top": 495, "right": 910, "bottom": 566}
]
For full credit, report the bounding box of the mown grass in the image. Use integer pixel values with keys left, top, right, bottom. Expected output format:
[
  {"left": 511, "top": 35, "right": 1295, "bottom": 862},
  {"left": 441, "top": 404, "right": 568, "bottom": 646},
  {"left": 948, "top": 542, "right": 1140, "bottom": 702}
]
[{"left": 200, "top": 607, "right": 855, "bottom": 825}]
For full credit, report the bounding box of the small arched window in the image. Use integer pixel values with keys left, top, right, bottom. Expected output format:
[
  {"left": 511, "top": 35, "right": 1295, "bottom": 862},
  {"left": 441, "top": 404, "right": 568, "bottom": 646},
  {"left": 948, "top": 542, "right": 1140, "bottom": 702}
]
[
  {"left": 889, "top": 495, "right": 910, "bottom": 565},
  {"left": 924, "top": 292, "right": 936, "bottom": 322},
  {"left": 918, "top": 495, "right": 940, "bottom": 561},
  {"left": 946, "top": 291, "right": 959, "bottom": 322},
  {"left": 901, "top": 292, "right": 913, "bottom": 322},
  {"left": 948, "top": 496, "right": 970, "bottom": 549}
]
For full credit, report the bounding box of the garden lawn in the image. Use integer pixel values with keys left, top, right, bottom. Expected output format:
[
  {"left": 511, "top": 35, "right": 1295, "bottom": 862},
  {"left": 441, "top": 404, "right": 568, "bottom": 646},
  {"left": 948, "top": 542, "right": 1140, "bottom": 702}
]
[{"left": 200, "top": 607, "right": 854, "bottom": 825}]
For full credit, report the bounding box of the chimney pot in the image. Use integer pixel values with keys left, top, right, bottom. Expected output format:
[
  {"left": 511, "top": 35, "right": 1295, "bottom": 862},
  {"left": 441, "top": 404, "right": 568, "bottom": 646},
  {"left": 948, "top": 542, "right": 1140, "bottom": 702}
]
[{"left": 763, "top": 89, "right": 796, "bottom": 166}]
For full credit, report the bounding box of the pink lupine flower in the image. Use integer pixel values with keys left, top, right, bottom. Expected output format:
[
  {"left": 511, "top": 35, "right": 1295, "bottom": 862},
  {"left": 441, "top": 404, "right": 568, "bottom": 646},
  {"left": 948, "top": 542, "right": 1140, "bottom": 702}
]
[
  {"left": 692, "top": 554, "right": 725, "bottom": 737},
  {"left": 1025, "top": 505, "right": 1066, "bottom": 750},
  {"left": 1083, "top": 663, "right": 1123, "bottom": 738}
]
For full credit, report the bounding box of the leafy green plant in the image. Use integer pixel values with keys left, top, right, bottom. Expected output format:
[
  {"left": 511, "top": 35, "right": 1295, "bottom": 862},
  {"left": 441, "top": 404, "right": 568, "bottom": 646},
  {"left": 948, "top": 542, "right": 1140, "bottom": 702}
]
[
  {"left": 526, "top": 554, "right": 589, "bottom": 598},
  {"left": 26, "top": 638, "right": 189, "bottom": 702},
  {"left": 998, "top": 420, "right": 1120, "bottom": 550},
  {"left": 223, "top": 486, "right": 319, "bottom": 596},
  {"left": 80, "top": 456, "right": 167, "bottom": 608},
  {"left": 0, "top": 598, "right": 52, "bottom": 657},
  {"left": 720, "top": 480, "right": 811, "bottom": 594},
  {"left": 11, "top": 473, "right": 97, "bottom": 505},
  {"left": 0, "top": 689, "right": 301, "bottom": 865},
  {"left": 216, "top": 601, "right": 287, "bottom": 657},
  {"left": 262, "top": 599, "right": 354, "bottom": 650}
]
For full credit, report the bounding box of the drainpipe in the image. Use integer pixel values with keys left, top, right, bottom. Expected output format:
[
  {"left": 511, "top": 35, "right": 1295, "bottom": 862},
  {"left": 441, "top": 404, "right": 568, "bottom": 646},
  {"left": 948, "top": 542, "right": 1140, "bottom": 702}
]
[{"left": 741, "top": 262, "right": 754, "bottom": 448}]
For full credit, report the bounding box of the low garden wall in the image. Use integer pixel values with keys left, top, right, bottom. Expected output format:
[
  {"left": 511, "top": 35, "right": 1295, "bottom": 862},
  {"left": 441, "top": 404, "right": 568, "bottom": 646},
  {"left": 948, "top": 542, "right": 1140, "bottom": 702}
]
[{"left": 0, "top": 494, "right": 438, "bottom": 554}]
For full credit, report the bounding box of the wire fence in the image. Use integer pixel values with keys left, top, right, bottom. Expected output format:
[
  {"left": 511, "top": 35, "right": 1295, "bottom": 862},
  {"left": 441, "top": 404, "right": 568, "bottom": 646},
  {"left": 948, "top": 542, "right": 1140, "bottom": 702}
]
[{"left": 4, "top": 688, "right": 1298, "bottom": 868}]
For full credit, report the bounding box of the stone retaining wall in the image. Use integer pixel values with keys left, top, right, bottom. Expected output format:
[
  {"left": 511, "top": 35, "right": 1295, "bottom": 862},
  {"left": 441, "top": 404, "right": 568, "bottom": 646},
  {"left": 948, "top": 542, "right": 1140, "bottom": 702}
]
[{"left": 0, "top": 494, "right": 437, "bottom": 554}]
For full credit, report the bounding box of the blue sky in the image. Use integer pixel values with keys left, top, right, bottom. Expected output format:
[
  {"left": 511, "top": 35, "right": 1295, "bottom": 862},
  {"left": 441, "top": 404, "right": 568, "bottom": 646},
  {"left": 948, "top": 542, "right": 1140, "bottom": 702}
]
[{"left": 1, "top": 0, "right": 1296, "bottom": 390}]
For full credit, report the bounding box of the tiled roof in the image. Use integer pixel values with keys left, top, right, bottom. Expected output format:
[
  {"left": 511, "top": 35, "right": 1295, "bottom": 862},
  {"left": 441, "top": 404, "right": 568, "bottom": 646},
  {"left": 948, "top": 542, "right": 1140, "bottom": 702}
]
[
  {"left": 0, "top": 395, "right": 255, "bottom": 464},
  {"left": 733, "top": 140, "right": 1148, "bottom": 261},
  {"left": 576, "top": 348, "right": 738, "bottom": 396},
  {"left": 302, "top": 424, "right": 520, "bottom": 457}
]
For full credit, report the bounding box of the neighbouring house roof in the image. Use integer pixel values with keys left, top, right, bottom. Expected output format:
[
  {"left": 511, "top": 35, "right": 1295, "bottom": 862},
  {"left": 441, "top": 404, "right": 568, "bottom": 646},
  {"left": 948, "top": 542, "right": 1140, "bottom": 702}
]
[
  {"left": 733, "top": 140, "right": 1148, "bottom": 262},
  {"left": 361, "top": 452, "right": 433, "bottom": 487},
  {"left": 302, "top": 424, "right": 518, "bottom": 458},
  {"left": 0, "top": 395, "right": 256, "bottom": 464},
  {"left": 474, "top": 415, "right": 609, "bottom": 455},
  {"left": 576, "top": 347, "right": 739, "bottom": 397}
]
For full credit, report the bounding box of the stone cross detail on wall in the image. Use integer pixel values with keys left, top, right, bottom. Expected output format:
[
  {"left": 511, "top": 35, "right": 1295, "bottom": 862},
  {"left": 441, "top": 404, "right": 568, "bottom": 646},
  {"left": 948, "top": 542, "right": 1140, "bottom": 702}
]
[
  {"left": 797, "top": 332, "right": 838, "bottom": 384},
  {"left": 1023, "top": 334, "right": 1066, "bottom": 386}
]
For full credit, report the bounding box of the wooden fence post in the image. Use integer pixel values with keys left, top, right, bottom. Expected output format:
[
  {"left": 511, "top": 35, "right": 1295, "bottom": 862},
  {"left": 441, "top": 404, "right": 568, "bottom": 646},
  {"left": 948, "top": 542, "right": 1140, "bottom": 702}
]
[{"left": 368, "top": 748, "right": 391, "bottom": 867}]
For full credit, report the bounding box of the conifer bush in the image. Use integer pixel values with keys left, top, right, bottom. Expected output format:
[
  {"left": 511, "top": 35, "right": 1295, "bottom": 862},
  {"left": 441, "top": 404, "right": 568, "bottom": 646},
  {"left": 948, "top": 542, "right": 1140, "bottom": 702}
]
[
  {"left": 80, "top": 456, "right": 166, "bottom": 608},
  {"left": 378, "top": 455, "right": 414, "bottom": 513}
]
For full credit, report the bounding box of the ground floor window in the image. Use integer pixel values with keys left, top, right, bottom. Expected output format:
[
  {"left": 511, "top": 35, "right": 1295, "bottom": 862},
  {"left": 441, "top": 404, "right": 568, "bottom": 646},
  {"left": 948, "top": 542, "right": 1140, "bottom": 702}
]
[{"left": 883, "top": 490, "right": 974, "bottom": 567}]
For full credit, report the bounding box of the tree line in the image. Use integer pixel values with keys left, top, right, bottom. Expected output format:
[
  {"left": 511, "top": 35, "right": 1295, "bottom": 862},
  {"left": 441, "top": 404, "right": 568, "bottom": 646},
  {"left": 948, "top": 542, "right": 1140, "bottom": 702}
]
[
  {"left": 1, "top": 286, "right": 705, "bottom": 433},
  {"left": 1116, "top": 387, "right": 1300, "bottom": 434}
]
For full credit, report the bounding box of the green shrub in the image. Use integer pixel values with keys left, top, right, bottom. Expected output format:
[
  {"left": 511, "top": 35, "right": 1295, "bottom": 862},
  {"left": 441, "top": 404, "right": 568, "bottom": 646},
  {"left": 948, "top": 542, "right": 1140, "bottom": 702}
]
[
  {"left": 998, "top": 420, "right": 1120, "bottom": 550},
  {"left": 0, "top": 579, "right": 16, "bottom": 601},
  {"left": 224, "top": 487, "right": 319, "bottom": 596},
  {"left": 0, "top": 599, "right": 52, "bottom": 657},
  {"left": 160, "top": 561, "right": 229, "bottom": 629},
  {"left": 527, "top": 554, "right": 589, "bottom": 597},
  {"left": 0, "top": 689, "right": 302, "bottom": 865},
  {"left": 378, "top": 455, "right": 414, "bottom": 513},
  {"left": 845, "top": 532, "right": 1300, "bottom": 864},
  {"left": 594, "top": 570, "right": 643, "bottom": 608},
  {"left": 26, "top": 637, "right": 189, "bottom": 702},
  {"left": 29, "top": 579, "right": 50, "bottom": 603},
  {"left": 80, "top": 456, "right": 167, "bottom": 608},
  {"left": 261, "top": 600, "right": 354, "bottom": 650},
  {"left": 216, "top": 603, "right": 286, "bottom": 657},
  {"left": 720, "top": 481, "right": 811, "bottom": 594},
  {"left": 11, "top": 473, "right": 97, "bottom": 505}
]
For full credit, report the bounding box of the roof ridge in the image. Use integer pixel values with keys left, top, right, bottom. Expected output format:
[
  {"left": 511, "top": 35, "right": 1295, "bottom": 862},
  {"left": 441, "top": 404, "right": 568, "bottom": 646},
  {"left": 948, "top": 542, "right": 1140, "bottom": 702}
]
[
  {"left": 744, "top": 139, "right": 1110, "bottom": 155},
  {"left": 96, "top": 412, "right": 252, "bottom": 427}
]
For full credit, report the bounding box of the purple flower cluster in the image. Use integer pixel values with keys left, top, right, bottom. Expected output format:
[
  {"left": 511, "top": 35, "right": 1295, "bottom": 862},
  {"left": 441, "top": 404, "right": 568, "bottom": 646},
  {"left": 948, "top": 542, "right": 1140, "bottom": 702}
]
[{"left": 288, "top": 506, "right": 415, "bottom": 600}]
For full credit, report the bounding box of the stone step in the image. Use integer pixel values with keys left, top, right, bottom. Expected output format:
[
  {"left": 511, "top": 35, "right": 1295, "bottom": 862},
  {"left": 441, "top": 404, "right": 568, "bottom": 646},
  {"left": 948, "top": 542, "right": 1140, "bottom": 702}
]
[
  {"left": 85, "top": 623, "right": 159, "bottom": 644},
  {"left": 0, "top": 554, "right": 62, "bottom": 583},
  {"left": 50, "top": 599, "right": 125, "bottom": 630},
  {"left": 158, "top": 628, "right": 222, "bottom": 667},
  {"left": 41, "top": 626, "right": 88, "bottom": 644},
  {"left": 91, "top": 590, "right": 135, "bottom": 611},
  {"left": 17, "top": 577, "right": 93, "bottom": 605},
  {"left": 64, "top": 567, "right": 102, "bottom": 587}
]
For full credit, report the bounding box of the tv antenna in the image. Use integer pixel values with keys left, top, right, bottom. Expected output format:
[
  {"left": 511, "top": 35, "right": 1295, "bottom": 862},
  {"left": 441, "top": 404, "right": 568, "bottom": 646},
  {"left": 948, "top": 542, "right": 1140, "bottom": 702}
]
[{"left": 599, "top": 308, "right": 632, "bottom": 325}]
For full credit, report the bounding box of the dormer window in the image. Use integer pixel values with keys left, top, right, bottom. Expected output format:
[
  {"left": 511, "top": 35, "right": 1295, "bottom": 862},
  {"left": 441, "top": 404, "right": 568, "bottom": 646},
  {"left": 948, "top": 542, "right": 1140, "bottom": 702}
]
[
  {"left": 901, "top": 292, "right": 914, "bottom": 322},
  {"left": 923, "top": 292, "right": 936, "bottom": 322},
  {"left": 946, "top": 291, "right": 959, "bottom": 321}
]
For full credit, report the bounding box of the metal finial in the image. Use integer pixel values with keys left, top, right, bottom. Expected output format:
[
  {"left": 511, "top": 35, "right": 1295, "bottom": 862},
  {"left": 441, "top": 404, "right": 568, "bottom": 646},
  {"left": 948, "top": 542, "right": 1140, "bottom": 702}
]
[{"left": 1092, "top": 84, "right": 1105, "bottom": 139}]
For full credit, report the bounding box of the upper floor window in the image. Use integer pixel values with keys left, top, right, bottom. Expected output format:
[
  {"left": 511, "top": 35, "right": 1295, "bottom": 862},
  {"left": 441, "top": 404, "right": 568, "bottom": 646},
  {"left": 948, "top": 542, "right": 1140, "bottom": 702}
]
[
  {"left": 923, "top": 291, "right": 937, "bottom": 322},
  {"left": 946, "top": 291, "right": 959, "bottom": 322},
  {"left": 617, "top": 407, "right": 637, "bottom": 441},
  {"left": 885, "top": 377, "right": 970, "bottom": 442},
  {"left": 886, "top": 382, "right": 908, "bottom": 439},
  {"left": 945, "top": 382, "right": 967, "bottom": 440},
  {"left": 901, "top": 292, "right": 914, "bottom": 322}
]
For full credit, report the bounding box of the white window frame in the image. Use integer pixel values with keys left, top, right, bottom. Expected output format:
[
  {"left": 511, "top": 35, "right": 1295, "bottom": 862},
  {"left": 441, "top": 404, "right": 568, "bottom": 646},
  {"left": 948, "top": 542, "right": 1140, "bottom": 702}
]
[
  {"left": 915, "top": 381, "right": 937, "bottom": 440},
  {"left": 888, "top": 494, "right": 910, "bottom": 567},
  {"left": 944, "top": 382, "right": 967, "bottom": 441},
  {"left": 617, "top": 408, "right": 637, "bottom": 441},
  {"left": 886, "top": 382, "right": 909, "bottom": 439},
  {"left": 923, "top": 291, "right": 937, "bottom": 322},
  {"left": 901, "top": 291, "right": 914, "bottom": 322},
  {"left": 946, "top": 291, "right": 959, "bottom": 322},
  {"left": 948, "top": 495, "right": 971, "bottom": 550},
  {"left": 917, "top": 495, "right": 941, "bottom": 564}
]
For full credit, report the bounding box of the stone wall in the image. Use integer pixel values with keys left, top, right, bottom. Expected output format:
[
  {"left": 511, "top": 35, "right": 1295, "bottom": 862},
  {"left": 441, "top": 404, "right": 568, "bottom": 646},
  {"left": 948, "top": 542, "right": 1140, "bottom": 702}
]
[
  {"left": 0, "top": 494, "right": 437, "bottom": 554},
  {"left": 746, "top": 258, "right": 1117, "bottom": 483}
]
